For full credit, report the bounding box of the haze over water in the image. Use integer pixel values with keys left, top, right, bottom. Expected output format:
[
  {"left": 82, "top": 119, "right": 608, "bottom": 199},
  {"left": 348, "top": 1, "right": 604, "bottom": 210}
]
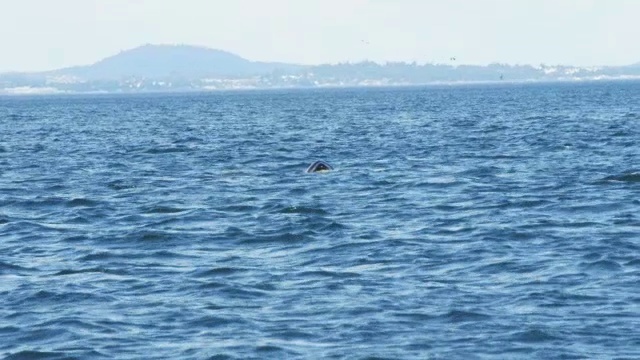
[{"left": 1, "top": 82, "right": 639, "bottom": 359}]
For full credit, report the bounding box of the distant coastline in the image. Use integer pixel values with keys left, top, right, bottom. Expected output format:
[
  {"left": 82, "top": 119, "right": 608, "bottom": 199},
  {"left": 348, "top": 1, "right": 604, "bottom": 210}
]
[{"left": 2, "top": 44, "right": 640, "bottom": 94}]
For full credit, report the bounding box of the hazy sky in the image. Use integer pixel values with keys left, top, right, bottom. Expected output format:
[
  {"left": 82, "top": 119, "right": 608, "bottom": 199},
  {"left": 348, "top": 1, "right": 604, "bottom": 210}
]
[{"left": 1, "top": 0, "right": 639, "bottom": 72}]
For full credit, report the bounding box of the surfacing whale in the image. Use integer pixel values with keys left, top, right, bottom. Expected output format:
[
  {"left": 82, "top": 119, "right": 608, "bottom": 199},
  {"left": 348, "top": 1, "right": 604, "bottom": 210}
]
[{"left": 306, "top": 160, "right": 333, "bottom": 173}]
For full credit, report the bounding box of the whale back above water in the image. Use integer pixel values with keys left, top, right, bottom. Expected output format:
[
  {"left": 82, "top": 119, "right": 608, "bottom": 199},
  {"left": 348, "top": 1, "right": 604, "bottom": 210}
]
[{"left": 306, "top": 160, "right": 333, "bottom": 173}]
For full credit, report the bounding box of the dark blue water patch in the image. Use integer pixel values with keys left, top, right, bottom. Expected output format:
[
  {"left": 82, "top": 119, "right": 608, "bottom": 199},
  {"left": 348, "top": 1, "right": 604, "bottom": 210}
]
[
  {"left": 191, "top": 267, "right": 248, "bottom": 277},
  {"left": 4, "top": 351, "right": 70, "bottom": 360},
  {"left": 172, "top": 136, "right": 204, "bottom": 144},
  {"left": 625, "top": 258, "right": 640, "bottom": 267},
  {"left": 141, "top": 204, "right": 189, "bottom": 214},
  {"left": 0, "top": 261, "right": 35, "bottom": 274},
  {"left": 581, "top": 259, "right": 624, "bottom": 273},
  {"left": 106, "top": 179, "right": 137, "bottom": 191},
  {"left": 143, "top": 145, "right": 195, "bottom": 154},
  {"left": 205, "top": 355, "right": 235, "bottom": 360},
  {"left": 297, "top": 269, "right": 361, "bottom": 279},
  {"left": 15, "top": 290, "right": 114, "bottom": 305},
  {"left": 65, "top": 198, "right": 100, "bottom": 208},
  {"left": 476, "top": 260, "right": 540, "bottom": 274},
  {"left": 78, "top": 251, "right": 144, "bottom": 262},
  {"left": 279, "top": 205, "right": 328, "bottom": 215},
  {"left": 392, "top": 311, "right": 437, "bottom": 323},
  {"left": 600, "top": 171, "right": 640, "bottom": 183},
  {"left": 2, "top": 220, "right": 69, "bottom": 235},
  {"left": 242, "top": 231, "right": 313, "bottom": 244},
  {"left": 123, "top": 229, "right": 176, "bottom": 242},
  {"left": 442, "top": 310, "right": 492, "bottom": 323},
  {"left": 52, "top": 267, "right": 120, "bottom": 276},
  {"left": 16, "top": 196, "right": 69, "bottom": 209},
  {"left": 511, "top": 329, "right": 559, "bottom": 343},
  {"left": 0, "top": 326, "right": 20, "bottom": 335}
]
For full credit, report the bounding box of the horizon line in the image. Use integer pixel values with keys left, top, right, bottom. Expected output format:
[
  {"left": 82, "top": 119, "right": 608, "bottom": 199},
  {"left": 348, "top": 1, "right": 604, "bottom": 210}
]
[{"left": 2, "top": 43, "right": 639, "bottom": 74}]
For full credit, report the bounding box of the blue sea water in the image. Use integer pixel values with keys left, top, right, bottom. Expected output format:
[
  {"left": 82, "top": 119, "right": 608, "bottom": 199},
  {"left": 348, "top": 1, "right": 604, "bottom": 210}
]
[{"left": 1, "top": 82, "right": 639, "bottom": 359}]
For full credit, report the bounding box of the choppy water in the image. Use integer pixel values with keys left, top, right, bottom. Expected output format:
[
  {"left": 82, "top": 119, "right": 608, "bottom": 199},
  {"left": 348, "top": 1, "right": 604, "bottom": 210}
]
[{"left": 1, "top": 82, "right": 639, "bottom": 359}]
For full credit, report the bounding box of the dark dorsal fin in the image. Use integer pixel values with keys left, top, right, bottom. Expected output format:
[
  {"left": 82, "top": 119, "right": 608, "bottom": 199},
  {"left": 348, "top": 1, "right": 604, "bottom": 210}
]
[{"left": 306, "top": 160, "right": 333, "bottom": 173}]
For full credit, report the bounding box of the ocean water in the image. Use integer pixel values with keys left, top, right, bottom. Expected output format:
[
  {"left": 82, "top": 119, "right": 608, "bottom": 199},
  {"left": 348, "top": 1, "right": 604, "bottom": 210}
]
[{"left": 1, "top": 82, "right": 639, "bottom": 359}]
